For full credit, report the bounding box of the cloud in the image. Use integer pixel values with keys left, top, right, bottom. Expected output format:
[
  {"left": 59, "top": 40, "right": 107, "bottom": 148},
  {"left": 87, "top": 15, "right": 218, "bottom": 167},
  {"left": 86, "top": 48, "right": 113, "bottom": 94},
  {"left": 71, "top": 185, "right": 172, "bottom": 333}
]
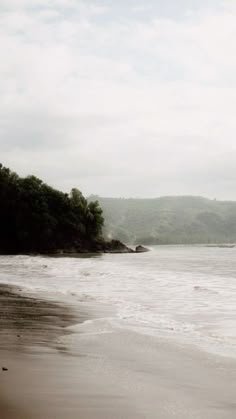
[{"left": 0, "top": 0, "right": 236, "bottom": 199}]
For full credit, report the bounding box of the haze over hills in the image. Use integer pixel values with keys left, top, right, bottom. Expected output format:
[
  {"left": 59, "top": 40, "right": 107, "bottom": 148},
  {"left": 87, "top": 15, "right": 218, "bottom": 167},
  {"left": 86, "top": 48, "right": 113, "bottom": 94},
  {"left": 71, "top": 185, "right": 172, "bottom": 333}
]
[{"left": 89, "top": 196, "right": 236, "bottom": 245}]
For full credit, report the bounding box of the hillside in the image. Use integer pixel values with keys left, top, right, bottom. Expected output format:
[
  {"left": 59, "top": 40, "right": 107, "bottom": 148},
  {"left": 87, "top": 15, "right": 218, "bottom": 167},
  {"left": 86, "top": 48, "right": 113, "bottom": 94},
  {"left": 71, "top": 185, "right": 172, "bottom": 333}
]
[
  {"left": 89, "top": 196, "right": 236, "bottom": 245},
  {"left": 0, "top": 164, "right": 104, "bottom": 254}
]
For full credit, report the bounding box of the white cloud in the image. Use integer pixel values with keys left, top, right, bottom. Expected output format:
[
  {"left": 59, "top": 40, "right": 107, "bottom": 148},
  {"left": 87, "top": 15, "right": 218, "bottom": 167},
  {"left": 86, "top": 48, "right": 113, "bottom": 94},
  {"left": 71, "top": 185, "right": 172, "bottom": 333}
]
[{"left": 0, "top": 0, "right": 236, "bottom": 198}]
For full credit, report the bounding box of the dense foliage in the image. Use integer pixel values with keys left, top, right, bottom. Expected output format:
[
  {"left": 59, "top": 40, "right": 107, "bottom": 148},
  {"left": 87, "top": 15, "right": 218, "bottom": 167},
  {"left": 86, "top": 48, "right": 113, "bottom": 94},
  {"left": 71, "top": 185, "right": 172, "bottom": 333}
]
[
  {"left": 0, "top": 164, "right": 104, "bottom": 253},
  {"left": 90, "top": 196, "right": 236, "bottom": 245}
]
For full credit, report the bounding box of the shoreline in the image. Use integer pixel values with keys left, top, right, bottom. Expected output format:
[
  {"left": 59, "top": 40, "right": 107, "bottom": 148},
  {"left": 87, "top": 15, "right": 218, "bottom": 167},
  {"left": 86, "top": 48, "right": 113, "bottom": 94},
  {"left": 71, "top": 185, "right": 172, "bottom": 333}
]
[
  {"left": 0, "top": 284, "right": 91, "bottom": 419},
  {"left": 0, "top": 283, "right": 85, "bottom": 352},
  {"left": 1, "top": 285, "right": 236, "bottom": 418},
  {"left": 0, "top": 240, "right": 150, "bottom": 256}
]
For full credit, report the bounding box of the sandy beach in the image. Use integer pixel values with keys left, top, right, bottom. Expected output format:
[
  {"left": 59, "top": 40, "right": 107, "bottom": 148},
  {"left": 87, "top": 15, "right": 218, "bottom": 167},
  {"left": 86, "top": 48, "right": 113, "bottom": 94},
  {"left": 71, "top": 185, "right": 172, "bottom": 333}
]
[{"left": 0, "top": 283, "right": 236, "bottom": 419}]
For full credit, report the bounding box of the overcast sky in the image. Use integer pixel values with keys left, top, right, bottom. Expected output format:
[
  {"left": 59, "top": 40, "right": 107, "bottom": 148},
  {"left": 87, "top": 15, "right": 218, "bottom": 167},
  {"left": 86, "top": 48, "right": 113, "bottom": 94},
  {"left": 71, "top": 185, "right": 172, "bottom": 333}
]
[{"left": 1, "top": 0, "right": 236, "bottom": 199}]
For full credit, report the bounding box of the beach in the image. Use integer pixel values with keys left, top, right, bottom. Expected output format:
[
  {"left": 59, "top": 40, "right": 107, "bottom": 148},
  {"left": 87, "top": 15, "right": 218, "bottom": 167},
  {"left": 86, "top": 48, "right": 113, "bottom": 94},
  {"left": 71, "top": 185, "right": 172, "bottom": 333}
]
[{"left": 1, "top": 283, "right": 236, "bottom": 419}]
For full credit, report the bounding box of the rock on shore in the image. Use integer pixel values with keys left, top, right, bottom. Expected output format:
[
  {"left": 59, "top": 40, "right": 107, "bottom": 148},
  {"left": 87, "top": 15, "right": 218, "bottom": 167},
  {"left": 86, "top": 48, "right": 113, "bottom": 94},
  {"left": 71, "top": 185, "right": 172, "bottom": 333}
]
[
  {"left": 103, "top": 240, "right": 134, "bottom": 253},
  {"left": 135, "top": 245, "right": 150, "bottom": 253}
]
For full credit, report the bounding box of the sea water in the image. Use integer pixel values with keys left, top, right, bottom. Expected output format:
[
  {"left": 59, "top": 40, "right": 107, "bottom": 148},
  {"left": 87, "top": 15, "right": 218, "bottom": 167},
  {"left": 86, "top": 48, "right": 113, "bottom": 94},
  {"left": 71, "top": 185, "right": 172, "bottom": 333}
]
[{"left": 0, "top": 246, "right": 236, "bottom": 358}]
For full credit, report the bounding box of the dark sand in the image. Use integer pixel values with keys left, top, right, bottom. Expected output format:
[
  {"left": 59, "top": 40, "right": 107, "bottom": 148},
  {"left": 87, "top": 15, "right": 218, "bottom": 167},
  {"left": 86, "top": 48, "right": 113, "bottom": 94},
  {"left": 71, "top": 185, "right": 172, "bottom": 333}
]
[
  {"left": 0, "top": 283, "right": 84, "bottom": 418},
  {"left": 0, "top": 283, "right": 83, "bottom": 350},
  {"left": 1, "top": 285, "right": 236, "bottom": 419}
]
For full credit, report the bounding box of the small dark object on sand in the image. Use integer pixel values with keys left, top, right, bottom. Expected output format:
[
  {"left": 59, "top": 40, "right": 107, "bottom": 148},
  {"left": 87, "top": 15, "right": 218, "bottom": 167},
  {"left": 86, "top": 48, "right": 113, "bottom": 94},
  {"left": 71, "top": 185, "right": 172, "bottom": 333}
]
[{"left": 2, "top": 367, "right": 8, "bottom": 371}]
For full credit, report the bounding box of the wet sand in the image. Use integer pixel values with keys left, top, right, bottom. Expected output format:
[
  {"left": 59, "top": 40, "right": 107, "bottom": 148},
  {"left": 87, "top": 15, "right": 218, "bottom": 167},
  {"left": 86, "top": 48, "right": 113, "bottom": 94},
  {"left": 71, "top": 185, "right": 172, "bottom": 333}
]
[
  {"left": 1, "top": 285, "right": 236, "bottom": 419},
  {"left": 0, "top": 284, "right": 83, "bottom": 350},
  {"left": 0, "top": 283, "right": 84, "bottom": 418}
]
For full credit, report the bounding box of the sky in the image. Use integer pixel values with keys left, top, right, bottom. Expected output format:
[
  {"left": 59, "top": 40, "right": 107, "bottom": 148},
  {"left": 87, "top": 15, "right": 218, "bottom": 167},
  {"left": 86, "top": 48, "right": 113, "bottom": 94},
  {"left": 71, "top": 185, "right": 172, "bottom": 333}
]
[{"left": 1, "top": 0, "right": 236, "bottom": 199}]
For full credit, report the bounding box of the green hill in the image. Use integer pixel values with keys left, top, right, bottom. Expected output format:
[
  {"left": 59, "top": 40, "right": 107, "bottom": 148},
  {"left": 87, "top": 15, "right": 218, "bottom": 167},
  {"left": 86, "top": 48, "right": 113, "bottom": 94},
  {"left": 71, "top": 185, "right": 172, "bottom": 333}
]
[
  {"left": 89, "top": 196, "right": 236, "bottom": 245},
  {"left": 0, "top": 164, "right": 104, "bottom": 254}
]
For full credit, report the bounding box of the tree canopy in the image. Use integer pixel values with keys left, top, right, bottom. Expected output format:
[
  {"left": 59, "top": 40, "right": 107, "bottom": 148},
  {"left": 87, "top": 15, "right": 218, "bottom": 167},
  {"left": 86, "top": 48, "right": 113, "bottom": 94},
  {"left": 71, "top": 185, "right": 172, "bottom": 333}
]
[{"left": 0, "top": 164, "right": 104, "bottom": 253}]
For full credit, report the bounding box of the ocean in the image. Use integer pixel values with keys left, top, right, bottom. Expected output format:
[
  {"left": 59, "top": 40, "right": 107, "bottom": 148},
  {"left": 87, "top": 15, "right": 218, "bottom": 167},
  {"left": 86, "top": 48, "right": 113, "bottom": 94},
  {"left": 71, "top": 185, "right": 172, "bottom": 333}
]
[{"left": 1, "top": 245, "right": 236, "bottom": 358}]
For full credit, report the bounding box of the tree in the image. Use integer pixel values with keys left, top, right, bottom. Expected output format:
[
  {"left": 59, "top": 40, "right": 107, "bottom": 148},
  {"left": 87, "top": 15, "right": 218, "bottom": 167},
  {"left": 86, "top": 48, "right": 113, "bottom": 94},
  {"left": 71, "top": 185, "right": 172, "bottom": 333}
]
[
  {"left": 86, "top": 200, "right": 104, "bottom": 238},
  {"left": 0, "top": 164, "right": 104, "bottom": 253}
]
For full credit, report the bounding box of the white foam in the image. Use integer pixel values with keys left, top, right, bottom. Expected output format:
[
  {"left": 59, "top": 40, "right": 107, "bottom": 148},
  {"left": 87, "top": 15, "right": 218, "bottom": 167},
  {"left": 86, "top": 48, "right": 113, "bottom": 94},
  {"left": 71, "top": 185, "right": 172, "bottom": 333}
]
[{"left": 1, "top": 246, "right": 236, "bottom": 357}]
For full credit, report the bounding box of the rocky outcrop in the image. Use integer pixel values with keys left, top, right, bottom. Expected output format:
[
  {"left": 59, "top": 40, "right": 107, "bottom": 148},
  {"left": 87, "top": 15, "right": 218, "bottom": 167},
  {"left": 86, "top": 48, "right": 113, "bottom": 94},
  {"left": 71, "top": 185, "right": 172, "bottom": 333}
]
[
  {"left": 103, "top": 240, "right": 134, "bottom": 253},
  {"left": 47, "top": 241, "right": 150, "bottom": 255},
  {"left": 135, "top": 245, "right": 150, "bottom": 253}
]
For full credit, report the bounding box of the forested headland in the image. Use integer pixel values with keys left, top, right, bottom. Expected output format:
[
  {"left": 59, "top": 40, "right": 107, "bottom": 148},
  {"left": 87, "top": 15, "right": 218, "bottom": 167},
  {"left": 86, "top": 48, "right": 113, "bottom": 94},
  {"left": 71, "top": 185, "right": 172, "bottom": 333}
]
[
  {"left": 0, "top": 164, "right": 104, "bottom": 254},
  {"left": 3, "top": 162, "right": 236, "bottom": 253}
]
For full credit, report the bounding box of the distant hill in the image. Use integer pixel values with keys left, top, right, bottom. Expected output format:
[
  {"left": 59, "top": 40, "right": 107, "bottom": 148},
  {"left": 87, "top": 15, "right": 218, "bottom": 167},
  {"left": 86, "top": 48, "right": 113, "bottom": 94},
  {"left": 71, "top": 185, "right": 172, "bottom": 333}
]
[{"left": 88, "top": 196, "right": 236, "bottom": 245}]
